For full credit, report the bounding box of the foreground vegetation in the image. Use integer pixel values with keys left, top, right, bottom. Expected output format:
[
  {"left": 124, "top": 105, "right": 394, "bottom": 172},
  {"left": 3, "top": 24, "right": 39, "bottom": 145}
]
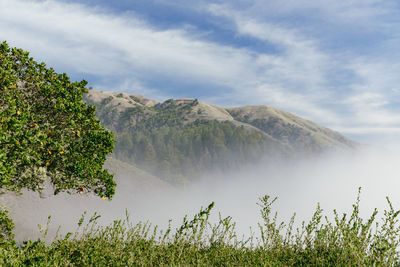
[{"left": 1, "top": 190, "right": 400, "bottom": 266}]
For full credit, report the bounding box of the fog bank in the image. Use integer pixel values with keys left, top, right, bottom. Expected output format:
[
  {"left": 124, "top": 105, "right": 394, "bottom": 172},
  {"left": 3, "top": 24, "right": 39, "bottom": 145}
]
[{"left": 2, "top": 147, "right": 400, "bottom": 242}]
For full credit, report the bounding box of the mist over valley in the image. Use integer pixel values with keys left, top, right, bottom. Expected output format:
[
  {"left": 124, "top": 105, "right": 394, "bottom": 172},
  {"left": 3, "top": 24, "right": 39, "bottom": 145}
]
[
  {"left": 3, "top": 90, "right": 398, "bottom": 246},
  {"left": 2, "top": 0, "right": 400, "bottom": 263}
]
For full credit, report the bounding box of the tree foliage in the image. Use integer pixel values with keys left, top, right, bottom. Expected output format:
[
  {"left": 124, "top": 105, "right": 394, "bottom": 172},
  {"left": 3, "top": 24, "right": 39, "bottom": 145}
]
[{"left": 0, "top": 42, "right": 115, "bottom": 198}]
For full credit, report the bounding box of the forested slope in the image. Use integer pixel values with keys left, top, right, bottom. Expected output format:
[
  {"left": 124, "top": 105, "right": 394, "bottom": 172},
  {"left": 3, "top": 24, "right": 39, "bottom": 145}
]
[{"left": 84, "top": 89, "right": 357, "bottom": 184}]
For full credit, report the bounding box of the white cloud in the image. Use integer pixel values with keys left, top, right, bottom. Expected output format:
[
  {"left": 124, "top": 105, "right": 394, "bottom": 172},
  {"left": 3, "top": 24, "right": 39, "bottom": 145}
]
[
  {"left": 0, "top": 0, "right": 254, "bottom": 84},
  {"left": 338, "top": 127, "right": 400, "bottom": 134},
  {"left": 0, "top": 0, "right": 337, "bottom": 119},
  {"left": 206, "top": 1, "right": 400, "bottom": 140},
  {"left": 346, "top": 92, "right": 388, "bottom": 108},
  {"left": 339, "top": 58, "right": 400, "bottom": 127},
  {"left": 2, "top": 0, "right": 400, "bottom": 144},
  {"left": 207, "top": 4, "right": 340, "bottom": 123}
]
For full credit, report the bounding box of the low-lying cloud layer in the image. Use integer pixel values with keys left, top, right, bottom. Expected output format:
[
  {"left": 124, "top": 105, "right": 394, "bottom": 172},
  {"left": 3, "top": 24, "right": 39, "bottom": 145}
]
[{"left": 4, "top": 147, "right": 400, "bottom": 242}]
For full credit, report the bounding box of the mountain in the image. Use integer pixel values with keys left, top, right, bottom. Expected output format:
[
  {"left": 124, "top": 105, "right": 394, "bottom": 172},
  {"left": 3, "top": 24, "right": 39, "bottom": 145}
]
[
  {"left": 227, "top": 106, "right": 356, "bottom": 152},
  {"left": 84, "top": 89, "right": 357, "bottom": 184}
]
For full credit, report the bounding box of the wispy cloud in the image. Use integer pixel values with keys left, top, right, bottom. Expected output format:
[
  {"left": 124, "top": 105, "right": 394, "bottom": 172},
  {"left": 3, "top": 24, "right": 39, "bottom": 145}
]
[
  {"left": 0, "top": 1, "right": 251, "bottom": 85},
  {"left": 207, "top": 1, "right": 400, "bottom": 140},
  {"left": 0, "top": 0, "right": 336, "bottom": 118},
  {"left": 2, "top": 0, "right": 400, "bottom": 145},
  {"left": 235, "top": 0, "right": 394, "bottom": 27},
  {"left": 207, "top": 3, "right": 340, "bottom": 123}
]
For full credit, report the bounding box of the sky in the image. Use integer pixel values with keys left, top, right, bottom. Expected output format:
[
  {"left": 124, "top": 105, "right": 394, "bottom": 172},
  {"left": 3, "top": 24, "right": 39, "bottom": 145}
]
[{"left": 1, "top": 0, "right": 400, "bottom": 147}]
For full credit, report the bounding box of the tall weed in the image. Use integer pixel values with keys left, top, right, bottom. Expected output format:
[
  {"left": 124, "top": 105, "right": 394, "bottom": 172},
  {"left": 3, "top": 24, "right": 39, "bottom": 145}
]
[{"left": 1, "top": 189, "right": 400, "bottom": 266}]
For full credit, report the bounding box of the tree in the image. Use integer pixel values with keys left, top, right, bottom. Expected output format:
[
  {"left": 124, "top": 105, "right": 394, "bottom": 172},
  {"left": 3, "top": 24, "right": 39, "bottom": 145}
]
[{"left": 0, "top": 42, "right": 115, "bottom": 198}]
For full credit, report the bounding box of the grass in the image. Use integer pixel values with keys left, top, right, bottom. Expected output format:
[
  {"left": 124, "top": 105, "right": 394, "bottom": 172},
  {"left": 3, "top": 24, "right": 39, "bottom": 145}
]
[{"left": 1, "top": 188, "right": 400, "bottom": 266}]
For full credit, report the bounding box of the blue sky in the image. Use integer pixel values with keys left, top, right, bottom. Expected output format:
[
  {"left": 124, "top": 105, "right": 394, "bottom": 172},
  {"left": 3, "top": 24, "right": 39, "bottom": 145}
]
[{"left": 2, "top": 0, "right": 400, "bottom": 147}]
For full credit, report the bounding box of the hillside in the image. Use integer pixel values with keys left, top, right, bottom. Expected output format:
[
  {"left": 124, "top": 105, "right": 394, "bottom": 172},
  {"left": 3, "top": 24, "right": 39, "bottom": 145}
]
[
  {"left": 227, "top": 106, "right": 357, "bottom": 152},
  {"left": 84, "top": 89, "right": 357, "bottom": 184}
]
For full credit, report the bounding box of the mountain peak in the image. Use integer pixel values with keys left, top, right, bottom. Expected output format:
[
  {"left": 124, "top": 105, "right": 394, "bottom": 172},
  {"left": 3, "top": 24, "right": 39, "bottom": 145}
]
[{"left": 84, "top": 89, "right": 357, "bottom": 184}]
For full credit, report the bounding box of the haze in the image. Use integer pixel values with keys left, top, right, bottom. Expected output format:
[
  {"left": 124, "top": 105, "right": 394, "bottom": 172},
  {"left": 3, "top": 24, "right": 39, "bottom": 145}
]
[
  {"left": 2, "top": 0, "right": 400, "bottom": 246},
  {"left": 3, "top": 146, "right": 400, "bottom": 243}
]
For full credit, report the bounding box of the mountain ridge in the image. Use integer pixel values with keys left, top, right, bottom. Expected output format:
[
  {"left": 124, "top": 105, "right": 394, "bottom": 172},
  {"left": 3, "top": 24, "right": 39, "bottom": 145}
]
[
  {"left": 84, "top": 89, "right": 357, "bottom": 184},
  {"left": 85, "top": 89, "right": 356, "bottom": 150}
]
